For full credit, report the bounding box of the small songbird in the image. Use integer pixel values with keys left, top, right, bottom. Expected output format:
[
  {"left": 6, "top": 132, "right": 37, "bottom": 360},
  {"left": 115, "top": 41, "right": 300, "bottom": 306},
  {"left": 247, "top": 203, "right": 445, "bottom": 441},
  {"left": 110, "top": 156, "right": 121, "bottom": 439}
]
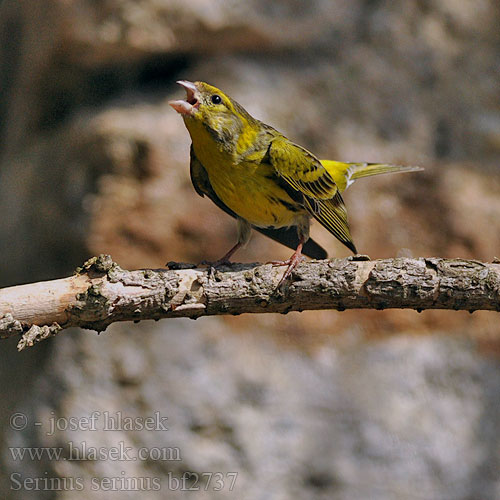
[{"left": 169, "top": 81, "right": 421, "bottom": 281}]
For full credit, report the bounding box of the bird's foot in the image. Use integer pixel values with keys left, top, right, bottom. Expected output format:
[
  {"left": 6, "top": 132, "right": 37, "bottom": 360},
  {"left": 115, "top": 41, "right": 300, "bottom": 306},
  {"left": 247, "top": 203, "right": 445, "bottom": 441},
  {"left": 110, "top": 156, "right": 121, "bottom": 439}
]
[
  {"left": 197, "top": 259, "right": 225, "bottom": 282},
  {"left": 165, "top": 261, "right": 197, "bottom": 270},
  {"left": 199, "top": 258, "right": 231, "bottom": 268},
  {"left": 347, "top": 254, "right": 371, "bottom": 262},
  {"left": 198, "top": 242, "right": 242, "bottom": 270},
  {"left": 268, "top": 254, "right": 305, "bottom": 286}
]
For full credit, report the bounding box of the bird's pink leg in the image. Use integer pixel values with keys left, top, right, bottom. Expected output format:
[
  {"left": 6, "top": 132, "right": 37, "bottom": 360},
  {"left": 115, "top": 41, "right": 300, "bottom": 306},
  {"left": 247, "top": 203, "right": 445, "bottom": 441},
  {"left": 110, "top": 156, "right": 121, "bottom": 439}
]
[
  {"left": 268, "top": 237, "right": 305, "bottom": 284},
  {"left": 201, "top": 219, "right": 251, "bottom": 268},
  {"left": 201, "top": 241, "right": 243, "bottom": 267},
  {"left": 215, "top": 242, "right": 243, "bottom": 265}
]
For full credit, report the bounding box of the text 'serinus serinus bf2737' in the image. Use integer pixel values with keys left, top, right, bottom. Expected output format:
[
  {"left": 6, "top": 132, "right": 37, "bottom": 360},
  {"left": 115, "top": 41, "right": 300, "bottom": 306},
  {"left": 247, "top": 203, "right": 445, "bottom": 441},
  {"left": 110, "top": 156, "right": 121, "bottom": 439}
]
[{"left": 170, "top": 81, "right": 421, "bottom": 282}]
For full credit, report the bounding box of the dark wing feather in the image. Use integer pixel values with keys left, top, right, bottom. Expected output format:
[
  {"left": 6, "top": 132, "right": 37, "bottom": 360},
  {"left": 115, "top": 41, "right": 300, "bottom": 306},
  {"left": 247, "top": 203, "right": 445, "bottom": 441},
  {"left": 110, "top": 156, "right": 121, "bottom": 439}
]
[
  {"left": 303, "top": 192, "right": 357, "bottom": 253},
  {"left": 189, "top": 147, "right": 328, "bottom": 259},
  {"left": 268, "top": 137, "right": 357, "bottom": 253},
  {"left": 268, "top": 137, "right": 339, "bottom": 199}
]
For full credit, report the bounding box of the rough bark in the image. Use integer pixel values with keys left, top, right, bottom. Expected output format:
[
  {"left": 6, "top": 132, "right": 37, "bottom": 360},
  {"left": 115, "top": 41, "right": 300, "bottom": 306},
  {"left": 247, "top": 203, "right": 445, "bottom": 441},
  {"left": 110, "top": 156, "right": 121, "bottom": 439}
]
[{"left": 1, "top": 254, "right": 499, "bottom": 350}]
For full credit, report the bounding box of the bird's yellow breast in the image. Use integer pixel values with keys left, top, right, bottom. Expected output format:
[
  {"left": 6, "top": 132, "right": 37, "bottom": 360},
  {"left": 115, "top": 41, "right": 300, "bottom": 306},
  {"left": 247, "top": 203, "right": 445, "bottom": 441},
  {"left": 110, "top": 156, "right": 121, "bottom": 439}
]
[
  {"left": 185, "top": 119, "right": 302, "bottom": 228},
  {"left": 207, "top": 159, "right": 302, "bottom": 228}
]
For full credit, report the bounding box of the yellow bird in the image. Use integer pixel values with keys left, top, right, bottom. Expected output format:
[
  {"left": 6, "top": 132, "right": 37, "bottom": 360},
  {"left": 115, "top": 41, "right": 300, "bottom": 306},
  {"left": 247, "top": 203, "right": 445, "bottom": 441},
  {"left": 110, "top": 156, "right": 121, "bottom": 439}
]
[{"left": 169, "top": 81, "right": 421, "bottom": 281}]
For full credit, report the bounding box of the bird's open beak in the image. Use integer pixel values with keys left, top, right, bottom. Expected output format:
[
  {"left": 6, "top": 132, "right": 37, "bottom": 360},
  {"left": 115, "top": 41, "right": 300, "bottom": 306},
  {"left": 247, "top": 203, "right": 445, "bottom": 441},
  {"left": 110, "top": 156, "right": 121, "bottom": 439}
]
[{"left": 169, "top": 80, "right": 199, "bottom": 116}]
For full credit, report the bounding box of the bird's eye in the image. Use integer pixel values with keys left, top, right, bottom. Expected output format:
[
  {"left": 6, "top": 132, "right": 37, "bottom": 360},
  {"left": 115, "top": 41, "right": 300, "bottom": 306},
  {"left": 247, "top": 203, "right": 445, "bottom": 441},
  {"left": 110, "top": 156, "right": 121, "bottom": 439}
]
[{"left": 211, "top": 94, "right": 222, "bottom": 105}]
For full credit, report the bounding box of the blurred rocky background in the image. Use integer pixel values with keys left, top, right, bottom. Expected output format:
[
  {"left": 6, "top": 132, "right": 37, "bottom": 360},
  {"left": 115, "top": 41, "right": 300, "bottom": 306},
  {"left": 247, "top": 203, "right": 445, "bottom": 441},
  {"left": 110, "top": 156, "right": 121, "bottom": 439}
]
[{"left": 0, "top": 0, "right": 499, "bottom": 498}]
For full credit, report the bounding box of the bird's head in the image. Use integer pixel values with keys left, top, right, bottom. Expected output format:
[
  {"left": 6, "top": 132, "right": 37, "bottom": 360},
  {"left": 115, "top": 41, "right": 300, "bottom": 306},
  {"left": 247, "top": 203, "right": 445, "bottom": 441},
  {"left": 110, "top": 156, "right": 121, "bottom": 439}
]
[{"left": 169, "top": 80, "right": 255, "bottom": 149}]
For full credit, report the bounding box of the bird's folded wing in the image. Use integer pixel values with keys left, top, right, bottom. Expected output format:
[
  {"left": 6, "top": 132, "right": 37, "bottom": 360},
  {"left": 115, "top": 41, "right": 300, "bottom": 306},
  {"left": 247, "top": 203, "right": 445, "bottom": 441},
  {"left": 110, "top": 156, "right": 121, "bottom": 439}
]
[
  {"left": 268, "top": 137, "right": 339, "bottom": 199},
  {"left": 303, "top": 193, "right": 356, "bottom": 253},
  {"left": 268, "top": 138, "right": 356, "bottom": 253},
  {"left": 189, "top": 147, "right": 328, "bottom": 259}
]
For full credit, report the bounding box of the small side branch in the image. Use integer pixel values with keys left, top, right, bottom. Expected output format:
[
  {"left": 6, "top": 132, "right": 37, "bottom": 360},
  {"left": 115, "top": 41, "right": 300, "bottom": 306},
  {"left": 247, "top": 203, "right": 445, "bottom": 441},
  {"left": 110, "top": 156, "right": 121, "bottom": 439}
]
[{"left": 1, "top": 255, "right": 499, "bottom": 350}]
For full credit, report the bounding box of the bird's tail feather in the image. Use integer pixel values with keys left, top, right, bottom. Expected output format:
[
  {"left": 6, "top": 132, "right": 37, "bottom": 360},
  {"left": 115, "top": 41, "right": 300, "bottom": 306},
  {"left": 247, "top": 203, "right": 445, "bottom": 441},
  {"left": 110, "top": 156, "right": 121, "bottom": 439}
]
[
  {"left": 350, "top": 163, "right": 423, "bottom": 180},
  {"left": 255, "top": 226, "right": 328, "bottom": 260},
  {"left": 320, "top": 160, "right": 422, "bottom": 192}
]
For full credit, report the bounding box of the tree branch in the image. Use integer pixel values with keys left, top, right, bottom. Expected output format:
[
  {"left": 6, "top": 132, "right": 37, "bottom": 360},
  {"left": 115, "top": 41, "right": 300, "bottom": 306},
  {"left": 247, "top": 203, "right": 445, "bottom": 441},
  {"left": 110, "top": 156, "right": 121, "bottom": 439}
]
[{"left": 1, "top": 254, "right": 499, "bottom": 350}]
